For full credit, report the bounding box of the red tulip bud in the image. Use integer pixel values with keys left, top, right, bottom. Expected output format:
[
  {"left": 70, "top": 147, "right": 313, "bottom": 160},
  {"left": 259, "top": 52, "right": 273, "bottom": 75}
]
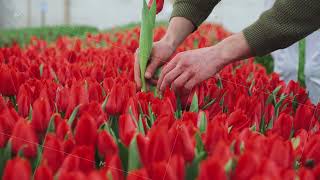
[
  {"left": 74, "top": 113, "right": 97, "bottom": 146},
  {"left": 31, "top": 97, "right": 52, "bottom": 133},
  {"left": 148, "top": 0, "right": 164, "bottom": 14},
  {"left": 3, "top": 157, "right": 32, "bottom": 180},
  {"left": 12, "top": 119, "right": 38, "bottom": 158},
  {"left": 34, "top": 164, "right": 54, "bottom": 180}
]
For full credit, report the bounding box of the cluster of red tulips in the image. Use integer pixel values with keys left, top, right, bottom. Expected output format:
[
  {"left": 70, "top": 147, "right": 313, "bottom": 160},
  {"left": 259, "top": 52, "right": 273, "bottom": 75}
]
[{"left": 0, "top": 23, "right": 319, "bottom": 180}]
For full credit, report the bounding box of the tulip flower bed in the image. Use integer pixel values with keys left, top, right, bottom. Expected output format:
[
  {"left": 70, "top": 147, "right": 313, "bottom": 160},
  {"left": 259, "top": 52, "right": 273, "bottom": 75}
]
[{"left": 0, "top": 23, "right": 320, "bottom": 180}]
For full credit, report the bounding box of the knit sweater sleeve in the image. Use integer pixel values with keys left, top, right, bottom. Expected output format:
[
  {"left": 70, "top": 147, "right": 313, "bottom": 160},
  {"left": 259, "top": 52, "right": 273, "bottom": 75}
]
[
  {"left": 243, "top": 0, "right": 320, "bottom": 56},
  {"left": 170, "top": 0, "right": 221, "bottom": 28}
]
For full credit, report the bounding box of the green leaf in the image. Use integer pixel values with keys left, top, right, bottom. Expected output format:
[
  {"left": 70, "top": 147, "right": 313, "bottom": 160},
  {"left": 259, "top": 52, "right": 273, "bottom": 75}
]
[
  {"left": 47, "top": 114, "right": 56, "bottom": 133},
  {"left": 259, "top": 116, "right": 266, "bottom": 134},
  {"left": 68, "top": 105, "right": 81, "bottom": 126},
  {"left": 28, "top": 105, "right": 33, "bottom": 121},
  {"left": 291, "top": 137, "right": 300, "bottom": 150},
  {"left": 101, "top": 95, "right": 109, "bottom": 111},
  {"left": 148, "top": 103, "right": 156, "bottom": 126},
  {"left": 127, "top": 135, "right": 141, "bottom": 171},
  {"left": 39, "top": 63, "right": 44, "bottom": 77},
  {"left": 175, "top": 96, "right": 182, "bottom": 119},
  {"left": 31, "top": 146, "right": 43, "bottom": 171},
  {"left": 224, "top": 158, "right": 236, "bottom": 174},
  {"left": 250, "top": 124, "right": 256, "bottom": 132},
  {"left": 50, "top": 68, "right": 60, "bottom": 84},
  {"left": 185, "top": 140, "right": 207, "bottom": 180},
  {"left": 195, "top": 132, "right": 205, "bottom": 154},
  {"left": 128, "top": 107, "right": 138, "bottom": 124},
  {"left": 189, "top": 93, "right": 199, "bottom": 113},
  {"left": 202, "top": 98, "right": 216, "bottom": 110},
  {"left": 110, "top": 116, "right": 119, "bottom": 139},
  {"left": 118, "top": 142, "right": 129, "bottom": 174},
  {"left": 198, "top": 112, "right": 207, "bottom": 133},
  {"left": 137, "top": 115, "right": 145, "bottom": 136},
  {"left": 0, "top": 141, "right": 12, "bottom": 177},
  {"left": 139, "top": 0, "right": 157, "bottom": 92}
]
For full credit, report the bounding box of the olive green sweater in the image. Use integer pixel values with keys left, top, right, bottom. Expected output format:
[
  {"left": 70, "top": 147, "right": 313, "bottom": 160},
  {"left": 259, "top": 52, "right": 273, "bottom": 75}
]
[{"left": 171, "top": 0, "right": 320, "bottom": 56}]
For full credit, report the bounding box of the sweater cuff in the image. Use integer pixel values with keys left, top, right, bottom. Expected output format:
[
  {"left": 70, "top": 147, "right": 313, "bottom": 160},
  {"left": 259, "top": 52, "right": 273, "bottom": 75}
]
[
  {"left": 243, "top": 21, "right": 273, "bottom": 57},
  {"left": 170, "top": 1, "right": 209, "bottom": 28}
]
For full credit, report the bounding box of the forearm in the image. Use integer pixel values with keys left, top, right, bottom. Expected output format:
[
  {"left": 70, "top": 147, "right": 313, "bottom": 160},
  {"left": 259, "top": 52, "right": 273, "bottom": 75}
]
[
  {"left": 243, "top": 0, "right": 320, "bottom": 56},
  {"left": 207, "top": 32, "right": 252, "bottom": 69},
  {"left": 161, "top": 17, "right": 194, "bottom": 50}
]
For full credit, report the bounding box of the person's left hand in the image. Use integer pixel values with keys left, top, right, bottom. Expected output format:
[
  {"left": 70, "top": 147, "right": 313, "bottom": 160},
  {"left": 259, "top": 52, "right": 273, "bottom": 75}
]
[{"left": 157, "top": 46, "right": 225, "bottom": 96}]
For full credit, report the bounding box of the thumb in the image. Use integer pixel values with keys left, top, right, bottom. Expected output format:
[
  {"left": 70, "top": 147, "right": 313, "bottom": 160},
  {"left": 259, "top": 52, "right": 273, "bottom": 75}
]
[{"left": 145, "top": 58, "right": 162, "bottom": 79}]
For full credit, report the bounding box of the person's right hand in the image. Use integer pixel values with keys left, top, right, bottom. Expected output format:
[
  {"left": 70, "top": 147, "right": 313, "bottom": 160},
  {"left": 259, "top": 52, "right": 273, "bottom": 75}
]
[{"left": 134, "top": 39, "right": 176, "bottom": 90}]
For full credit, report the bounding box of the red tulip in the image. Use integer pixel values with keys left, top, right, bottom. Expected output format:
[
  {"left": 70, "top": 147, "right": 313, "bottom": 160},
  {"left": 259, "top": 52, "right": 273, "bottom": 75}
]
[
  {"left": 74, "top": 113, "right": 97, "bottom": 146},
  {"left": 78, "top": 102, "right": 107, "bottom": 128},
  {"left": 233, "top": 152, "right": 260, "bottom": 180},
  {"left": 87, "top": 171, "right": 105, "bottom": 180},
  {"left": 0, "top": 66, "right": 19, "bottom": 96},
  {"left": 0, "top": 108, "right": 19, "bottom": 147},
  {"left": 87, "top": 80, "right": 103, "bottom": 102},
  {"left": 301, "top": 134, "right": 320, "bottom": 165},
  {"left": 65, "top": 81, "right": 89, "bottom": 118},
  {"left": 198, "top": 157, "right": 228, "bottom": 180},
  {"left": 125, "top": 97, "right": 139, "bottom": 121},
  {"left": 298, "top": 168, "right": 316, "bottom": 180},
  {"left": 119, "top": 114, "right": 137, "bottom": 146},
  {"left": 267, "top": 139, "right": 294, "bottom": 169},
  {"left": 103, "top": 155, "right": 124, "bottom": 180},
  {"left": 270, "top": 113, "right": 293, "bottom": 139},
  {"left": 17, "top": 84, "right": 32, "bottom": 117},
  {"left": 62, "top": 136, "right": 75, "bottom": 154},
  {"left": 127, "top": 168, "right": 149, "bottom": 180},
  {"left": 3, "top": 157, "right": 32, "bottom": 180},
  {"left": 97, "top": 130, "right": 118, "bottom": 164},
  {"left": 203, "top": 118, "right": 228, "bottom": 154},
  {"left": 56, "top": 87, "right": 69, "bottom": 113},
  {"left": 34, "top": 164, "right": 53, "bottom": 180},
  {"left": 102, "top": 77, "right": 114, "bottom": 95},
  {"left": 11, "top": 119, "right": 38, "bottom": 158},
  {"left": 41, "top": 134, "right": 64, "bottom": 173},
  {"left": 31, "top": 96, "right": 52, "bottom": 133},
  {"left": 294, "top": 104, "right": 316, "bottom": 131},
  {"left": 147, "top": 125, "right": 171, "bottom": 163},
  {"left": 58, "top": 171, "right": 87, "bottom": 180},
  {"left": 226, "top": 109, "right": 251, "bottom": 132},
  {"left": 148, "top": 0, "right": 164, "bottom": 14},
  {"left": 168, "top": 123, "right": 195, "bottom": 162},
  {"left": 105, "top": 80, "right": 135, "bottom": 115},
  {"left": 55, "top": 118, "right": 71, "bottom": 140},
  {"left": 59, "top": 145, "right": 95, "bottom": 175},
  {"left": 148, "top": 155, "right": 184, "bottom": 180}
]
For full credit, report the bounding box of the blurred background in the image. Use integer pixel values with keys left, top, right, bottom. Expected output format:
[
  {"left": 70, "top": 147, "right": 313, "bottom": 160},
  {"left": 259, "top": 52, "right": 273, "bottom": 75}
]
[{"left": 0, "top": 0, "right": 265, "bottom": 32}]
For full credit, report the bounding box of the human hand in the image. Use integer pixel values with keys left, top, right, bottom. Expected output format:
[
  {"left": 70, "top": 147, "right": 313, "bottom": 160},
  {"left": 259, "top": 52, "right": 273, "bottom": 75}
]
[
  {"left": 157, "top": 47, "right": 225, "bottom": 96},
  {"left": 134, "top": 39, "right": 175, "bottom": 90}
]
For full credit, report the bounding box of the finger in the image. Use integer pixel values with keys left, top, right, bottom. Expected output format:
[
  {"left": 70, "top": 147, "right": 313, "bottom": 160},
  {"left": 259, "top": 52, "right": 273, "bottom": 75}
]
[
  {"left": 183, "top": 77, "right": 199, "bottom": 93},
  {"left": 145, "top": 57, "right": 161, "bottom": 79},
  {"left": 171, "top": 71, "right": 192, "bottom": 93},
  {"left": 134, "top": 51, "right": 141, "bottom": 90},
  {"left": 157, "top": 57, "right": 180, "bottom": 90},
  {"left": 159, "top": 67, "right": 183, "bottom": 94}
]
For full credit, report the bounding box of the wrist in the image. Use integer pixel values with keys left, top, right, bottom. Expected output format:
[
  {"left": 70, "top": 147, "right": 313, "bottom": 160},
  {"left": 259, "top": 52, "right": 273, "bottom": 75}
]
[
  {"left": 161, "top": 33, "right": 179, "bottom": 51},
  {"left": 211, "top": 32, "right": 251, "bottom": 65}
]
